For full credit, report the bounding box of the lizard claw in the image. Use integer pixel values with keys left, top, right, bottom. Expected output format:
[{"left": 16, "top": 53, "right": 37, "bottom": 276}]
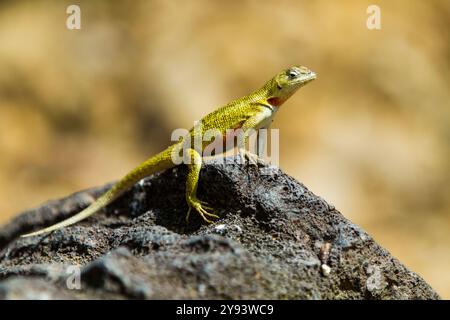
[
  {"left": 197, "top": 200, "right": 214, "bottom": 211},
  {"left": 186, "top": 206, "right": 192, "bottom": 222},
  {"left": 186, "top": 199, "right": 219, "bottom": 223},
  {"left": 238, "top": 148, "right": 265, "bottom": 166}
]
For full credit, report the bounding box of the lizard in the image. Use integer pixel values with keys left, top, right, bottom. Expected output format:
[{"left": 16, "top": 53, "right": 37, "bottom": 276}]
[{"left": 21, "top": 65, "right": 316, "bottom": 237}]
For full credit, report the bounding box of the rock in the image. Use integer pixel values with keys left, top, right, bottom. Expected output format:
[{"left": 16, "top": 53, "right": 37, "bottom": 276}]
[
  {"left": 0, "top": 156, "right": 440, "bottom": 299},
  {"left": 321, "top": 264, "right": 331, "bottom": 277}
]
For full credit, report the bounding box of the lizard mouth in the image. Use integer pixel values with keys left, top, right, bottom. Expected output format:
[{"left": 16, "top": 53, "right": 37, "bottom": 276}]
[
  {"left": 297, "top": 71, "right": 317, "bottom": 85},
  {"left": 304, "top": 70, "right": 317, "bottom": 81}
]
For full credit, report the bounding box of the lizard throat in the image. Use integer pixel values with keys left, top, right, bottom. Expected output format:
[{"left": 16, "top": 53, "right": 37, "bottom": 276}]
[{"left": 267, "top": 97, "right": 286, "bottom": 108}]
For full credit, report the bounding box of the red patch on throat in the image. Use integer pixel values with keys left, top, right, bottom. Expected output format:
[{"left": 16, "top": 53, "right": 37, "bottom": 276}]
[{"left": 267, "top": 97, "right": 285, "bottom": 107}]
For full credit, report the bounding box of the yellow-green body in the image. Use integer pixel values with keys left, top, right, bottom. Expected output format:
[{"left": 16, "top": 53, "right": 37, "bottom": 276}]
[{"left": 21, "top": 66, "right": 316, "bottom": 237}]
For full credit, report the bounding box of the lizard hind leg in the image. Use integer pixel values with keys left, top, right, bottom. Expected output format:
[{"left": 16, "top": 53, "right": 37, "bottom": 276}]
[{"left": 184, "top": 148, "right": 219, "bottom": 223}]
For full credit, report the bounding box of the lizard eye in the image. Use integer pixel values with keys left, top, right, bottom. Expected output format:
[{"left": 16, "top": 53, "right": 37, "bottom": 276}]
[{"left": 288, "top": 70, "right": 298, "bottom": 78}]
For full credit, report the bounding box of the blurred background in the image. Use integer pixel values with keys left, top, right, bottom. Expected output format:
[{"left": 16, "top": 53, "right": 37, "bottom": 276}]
[{"left": 0, "top": 0, "right": 448, "bottom": 297}]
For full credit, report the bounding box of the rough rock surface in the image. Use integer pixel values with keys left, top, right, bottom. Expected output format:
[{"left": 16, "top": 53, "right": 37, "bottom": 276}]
[{"left": 0, "top": 156, "right": 440, "bottom": 299}]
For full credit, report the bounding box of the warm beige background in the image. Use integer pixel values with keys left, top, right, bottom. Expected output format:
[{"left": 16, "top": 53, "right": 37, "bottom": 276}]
[{"left": 0, "top": 0, "right": 448, "bottom": 297}]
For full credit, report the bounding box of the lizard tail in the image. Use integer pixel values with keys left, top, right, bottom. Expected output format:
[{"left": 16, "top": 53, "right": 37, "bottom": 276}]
[
  {"left": 21, "top": 188, "right": 118, "bottom": 238},
  {"left": 21, "top": 145, "right": 177, "bottom": 238}
]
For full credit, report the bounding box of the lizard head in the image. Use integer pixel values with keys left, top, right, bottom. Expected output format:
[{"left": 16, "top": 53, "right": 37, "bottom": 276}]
[{"left": 266, "top": 66, "right": 316, "bottom": 107}]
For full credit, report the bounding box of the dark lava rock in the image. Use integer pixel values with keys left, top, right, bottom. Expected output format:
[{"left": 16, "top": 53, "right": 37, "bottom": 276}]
[{"left": 0, "top": 156, "right": 440, "bottom": 299}]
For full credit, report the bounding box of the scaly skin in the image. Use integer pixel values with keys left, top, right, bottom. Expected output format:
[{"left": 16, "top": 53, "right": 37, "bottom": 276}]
[{"left": 21, "top": 66, "right": 316, "bottom": 237}]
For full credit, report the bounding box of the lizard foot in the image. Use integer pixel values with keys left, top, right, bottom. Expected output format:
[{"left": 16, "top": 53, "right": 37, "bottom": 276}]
[
  {"left": 186, "top": 198, "right": 219, "bottom": 223},
  {"left": 238, "top": 148, "right": 265, "bottom": 166}
]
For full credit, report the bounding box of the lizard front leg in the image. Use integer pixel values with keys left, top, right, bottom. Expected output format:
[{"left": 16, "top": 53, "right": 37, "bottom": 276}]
[
  {"left": 184, "top": 148, "right": 219, "bottom": 223},
  {"left": 237, "top": 107, "right": 273, "bottom": 166}
]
